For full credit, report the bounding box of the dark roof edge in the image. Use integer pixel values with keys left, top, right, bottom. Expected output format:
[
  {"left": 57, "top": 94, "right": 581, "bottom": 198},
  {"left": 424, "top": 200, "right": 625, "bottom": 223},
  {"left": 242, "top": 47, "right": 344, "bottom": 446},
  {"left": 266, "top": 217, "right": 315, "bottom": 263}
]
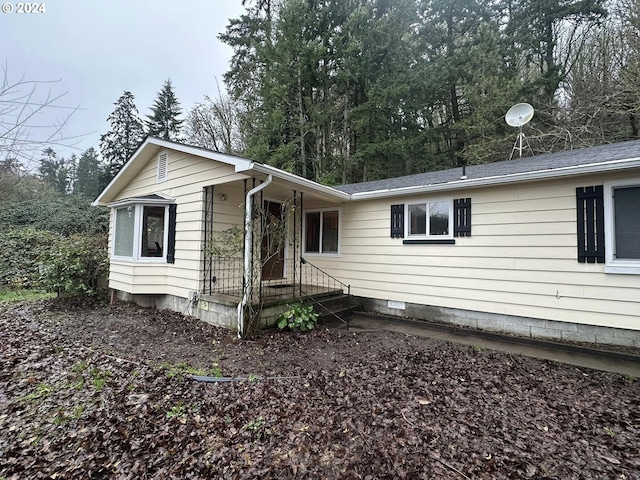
[{"left": 348, "top": 156, "right": 640, "bottom": 200}]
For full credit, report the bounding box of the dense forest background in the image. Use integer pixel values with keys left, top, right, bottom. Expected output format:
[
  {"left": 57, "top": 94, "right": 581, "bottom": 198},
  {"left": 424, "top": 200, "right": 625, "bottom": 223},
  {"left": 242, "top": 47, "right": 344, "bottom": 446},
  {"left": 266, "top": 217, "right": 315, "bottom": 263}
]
[{"left": 219, "top": 0, "right": 640, "bottom": 184}]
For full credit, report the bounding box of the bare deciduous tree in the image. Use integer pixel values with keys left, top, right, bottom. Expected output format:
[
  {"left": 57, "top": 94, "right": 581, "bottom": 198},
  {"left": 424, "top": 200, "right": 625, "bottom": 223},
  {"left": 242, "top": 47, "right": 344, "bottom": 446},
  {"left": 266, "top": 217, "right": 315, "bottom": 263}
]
[
  {"left": 0, "top": 64, "right": 82, "bottom": 170},
  {"left": 185, "top": 80, "right": 245, "bottom": 154}
]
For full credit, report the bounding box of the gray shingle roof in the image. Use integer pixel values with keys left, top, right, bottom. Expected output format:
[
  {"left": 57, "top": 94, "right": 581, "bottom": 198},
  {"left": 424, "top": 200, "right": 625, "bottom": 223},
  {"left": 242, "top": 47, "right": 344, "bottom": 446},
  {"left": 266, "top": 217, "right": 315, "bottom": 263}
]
[{"left": 335, "top": 140, "right": 640, "bottom": 195}]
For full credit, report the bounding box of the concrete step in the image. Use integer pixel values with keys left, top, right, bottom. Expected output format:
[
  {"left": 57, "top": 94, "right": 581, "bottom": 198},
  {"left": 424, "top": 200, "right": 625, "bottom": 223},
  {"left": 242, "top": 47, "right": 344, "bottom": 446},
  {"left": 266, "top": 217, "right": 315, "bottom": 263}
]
[{"left": 304, "top": 293, "right": 362, "bottom": 324}]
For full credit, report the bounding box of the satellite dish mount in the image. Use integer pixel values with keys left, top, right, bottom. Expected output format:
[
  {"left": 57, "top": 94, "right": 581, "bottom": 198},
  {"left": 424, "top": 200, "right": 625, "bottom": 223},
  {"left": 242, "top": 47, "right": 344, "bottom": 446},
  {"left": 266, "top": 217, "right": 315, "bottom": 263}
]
[{"left": 505, "top": 103, "right": 534, "bottom": 160}]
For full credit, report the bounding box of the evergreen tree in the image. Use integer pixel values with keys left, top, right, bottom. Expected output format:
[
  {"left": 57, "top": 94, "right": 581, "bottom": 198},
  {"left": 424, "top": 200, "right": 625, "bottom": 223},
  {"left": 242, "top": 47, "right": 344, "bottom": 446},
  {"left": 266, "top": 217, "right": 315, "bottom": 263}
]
[
  {"left": 100, "top": 91, "right": 145, "bottom": 180},
  {"left": 38, "top": 147, "right": 69, "bottom": 194},
  {"left": 65, "top": 154, "right": 77, "bottom": 194},
  {"left": 221, "top": 0, "right": 615, "bottom": 183},
  {"left": 502, "top": 0, "right": 607, "bottom": 104},
  {"left": 74, "top": 147, "right": 104, "bottom": 198},
  {"left": 146, "top": 79, "right": 184, "bottom": 141}
]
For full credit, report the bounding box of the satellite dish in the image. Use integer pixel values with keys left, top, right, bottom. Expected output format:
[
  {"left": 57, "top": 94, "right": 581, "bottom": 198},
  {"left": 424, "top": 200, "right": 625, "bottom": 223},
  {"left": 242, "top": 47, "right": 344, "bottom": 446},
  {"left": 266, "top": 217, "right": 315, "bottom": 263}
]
[
  {"left": 505, "top": 102, "right": 534, "bottom": 160},
  {"left": 505, "top": 102, "right": 534, "bottom": 127}
]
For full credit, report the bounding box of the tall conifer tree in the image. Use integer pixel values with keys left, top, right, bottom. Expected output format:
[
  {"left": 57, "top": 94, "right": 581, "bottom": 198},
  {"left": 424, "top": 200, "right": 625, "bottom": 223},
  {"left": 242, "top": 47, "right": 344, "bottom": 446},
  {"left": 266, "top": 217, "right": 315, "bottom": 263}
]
[
  {"left": 146, "top": 79, "right": 184, "bottom": 141},
  {"left": 100, "top": 91, "right": 145, "bottom": 180},
  {"left": 74, "top": 147, "right": 103, "bottom": 198}
]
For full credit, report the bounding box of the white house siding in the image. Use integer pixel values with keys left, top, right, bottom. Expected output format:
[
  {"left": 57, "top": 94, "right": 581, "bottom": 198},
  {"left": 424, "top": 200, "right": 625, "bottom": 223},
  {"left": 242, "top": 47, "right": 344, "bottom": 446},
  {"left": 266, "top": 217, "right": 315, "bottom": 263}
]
[
  {"left": 310, "top": 173, "right": 640, "bottom": 332},
  {"left": 107, "top": 149, "right": 249, "bottom": 300}
]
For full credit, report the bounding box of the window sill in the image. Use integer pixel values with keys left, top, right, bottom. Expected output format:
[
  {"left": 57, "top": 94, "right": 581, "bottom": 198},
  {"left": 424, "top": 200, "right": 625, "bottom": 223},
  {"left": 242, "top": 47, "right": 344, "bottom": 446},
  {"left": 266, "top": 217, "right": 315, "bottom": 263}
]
[
  {"left": 402, "top": 239, "right": 455, "bottom": 245},
  {"left": 111, "top": 257, "right": 168, "bottom": 264},
  {"left": 604, "top": 263, "right": 640, "bottom": 275}
]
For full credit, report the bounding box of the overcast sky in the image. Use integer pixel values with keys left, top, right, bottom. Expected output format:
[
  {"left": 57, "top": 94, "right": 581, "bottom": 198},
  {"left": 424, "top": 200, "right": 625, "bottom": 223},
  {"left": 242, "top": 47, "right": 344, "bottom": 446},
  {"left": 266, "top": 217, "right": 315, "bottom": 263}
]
[{"left": 1, "top": 0, "right": 246, "bottom": 167}]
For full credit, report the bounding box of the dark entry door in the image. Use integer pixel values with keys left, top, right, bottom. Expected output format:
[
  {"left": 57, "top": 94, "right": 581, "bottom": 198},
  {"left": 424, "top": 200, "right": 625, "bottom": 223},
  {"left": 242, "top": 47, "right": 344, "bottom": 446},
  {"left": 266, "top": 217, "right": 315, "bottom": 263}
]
[{"left": 261, "top": 200, "right": 285, "bottom": 280}]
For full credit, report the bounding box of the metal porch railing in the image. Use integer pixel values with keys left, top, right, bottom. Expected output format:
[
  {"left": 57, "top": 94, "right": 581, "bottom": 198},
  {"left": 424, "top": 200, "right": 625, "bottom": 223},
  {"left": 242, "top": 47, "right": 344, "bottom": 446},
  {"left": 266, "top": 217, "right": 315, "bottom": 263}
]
[
  {"left": 201, "top": 256, "right": 351, "bottom": 306},
  {"left": 298, "top": 257, "right": 350, "bottom": 297},
  {"left": 201, "top": 256, "right": 244, "bottom": 296}
]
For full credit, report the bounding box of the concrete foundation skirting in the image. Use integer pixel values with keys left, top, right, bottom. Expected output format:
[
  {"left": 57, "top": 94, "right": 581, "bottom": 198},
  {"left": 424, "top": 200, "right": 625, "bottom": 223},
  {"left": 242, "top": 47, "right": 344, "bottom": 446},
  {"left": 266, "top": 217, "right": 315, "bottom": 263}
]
[
  {"left": 114, "top": 291, "right": 238, "bottom": 329},
  {"left": 356, "top": 296, "right": 640, "bottom": 348},
  {"left": 113, "top": 291, "right": 292, "bottom": 331}
]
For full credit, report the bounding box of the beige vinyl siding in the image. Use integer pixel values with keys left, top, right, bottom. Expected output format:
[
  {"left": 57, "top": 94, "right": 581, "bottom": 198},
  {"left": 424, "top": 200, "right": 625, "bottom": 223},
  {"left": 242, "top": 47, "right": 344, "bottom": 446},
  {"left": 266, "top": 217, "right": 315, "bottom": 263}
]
[
  {"left": 108, "top": 150, "right": 248, "bottom": 299},
  {"left": 313, "top": 175, "right": 640, "bottom": 331},
  {"left": 211, "top": 187, "right": 245, "bottom": 236}
]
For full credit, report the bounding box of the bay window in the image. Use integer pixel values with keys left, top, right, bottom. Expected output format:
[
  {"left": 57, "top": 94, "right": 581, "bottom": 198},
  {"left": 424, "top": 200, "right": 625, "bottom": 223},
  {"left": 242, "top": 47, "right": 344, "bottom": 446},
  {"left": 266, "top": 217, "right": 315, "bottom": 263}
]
[{"left": 112, "top": 200, "right": 175, "bottom": 262}]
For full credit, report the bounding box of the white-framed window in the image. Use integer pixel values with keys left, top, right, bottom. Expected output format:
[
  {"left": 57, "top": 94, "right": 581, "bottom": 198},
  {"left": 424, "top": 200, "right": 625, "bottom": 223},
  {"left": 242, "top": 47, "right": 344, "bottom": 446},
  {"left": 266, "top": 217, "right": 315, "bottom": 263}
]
[
  {"left": 604, "top": 179, "right": 640, "bottom": 274},
  {"left": 405, "top": 199, "right": 453, "bottom": 239},
  {"left": 113, "top": 203, "right": 170, "bottom": 262},
  {"left": 303, "top": 208, "right": 340, "bottom": 255}
]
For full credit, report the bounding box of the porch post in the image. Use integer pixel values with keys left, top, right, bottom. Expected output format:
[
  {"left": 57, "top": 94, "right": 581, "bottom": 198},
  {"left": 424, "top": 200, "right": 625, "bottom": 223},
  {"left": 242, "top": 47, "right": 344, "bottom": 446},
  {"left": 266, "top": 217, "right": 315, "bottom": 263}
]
[
  {"left": 299, "top": 191, "right": 304, "bottom": 297},
  {"left": 292, "top": 189, "right": 297, "bottom": 299},
  {"left": 238, "top": 175, "right": 272, "bottom": 338},
  {"left": 202, "top": 185, "right": 214, "bottom": 295}
]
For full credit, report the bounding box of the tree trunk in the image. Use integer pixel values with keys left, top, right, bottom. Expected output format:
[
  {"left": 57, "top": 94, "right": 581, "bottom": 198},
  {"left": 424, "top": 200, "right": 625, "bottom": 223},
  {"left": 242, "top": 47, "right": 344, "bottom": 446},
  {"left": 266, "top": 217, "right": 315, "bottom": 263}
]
[{"left": 297, "top": 64, "right": 307, "bottom": 178}]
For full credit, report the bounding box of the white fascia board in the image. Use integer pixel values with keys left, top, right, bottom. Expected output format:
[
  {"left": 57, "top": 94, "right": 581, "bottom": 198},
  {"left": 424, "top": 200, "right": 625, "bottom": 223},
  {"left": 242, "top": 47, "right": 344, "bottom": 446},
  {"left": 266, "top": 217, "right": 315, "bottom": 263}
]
[
  {"left": 93, "top": 139, "right": 154, "bottom": 206},
  {"left": 251, "top": 163, "right": 351, "bottom": 200},
  {"left": 145, "top": 137, "right": 254, "bottom": 171},
  {"left": 348, "top": 157, "right": 640, "bottom": 200}
]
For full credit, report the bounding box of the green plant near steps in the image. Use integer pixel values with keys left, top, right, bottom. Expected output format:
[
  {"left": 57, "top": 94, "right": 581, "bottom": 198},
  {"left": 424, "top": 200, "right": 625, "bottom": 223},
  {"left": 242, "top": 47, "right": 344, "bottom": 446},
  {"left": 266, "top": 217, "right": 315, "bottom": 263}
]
[{"left": 277, "top": 303, "right": 318, "bottom": 332}]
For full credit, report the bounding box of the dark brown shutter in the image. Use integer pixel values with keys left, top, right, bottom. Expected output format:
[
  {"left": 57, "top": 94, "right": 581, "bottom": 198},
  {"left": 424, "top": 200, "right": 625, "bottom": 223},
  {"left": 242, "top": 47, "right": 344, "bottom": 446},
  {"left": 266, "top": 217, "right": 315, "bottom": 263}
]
[
  {"left": 391, "top": 204, "right": 404, "bottom": 238},
  {"left": 167, "top": 204, "right": 177, "bottom": 264},
  {"left": 454, "top": 198, "right": 471, "bottom": 237},
  {"left": 576, "top": 186, "right": 605, "bottom": 263}
]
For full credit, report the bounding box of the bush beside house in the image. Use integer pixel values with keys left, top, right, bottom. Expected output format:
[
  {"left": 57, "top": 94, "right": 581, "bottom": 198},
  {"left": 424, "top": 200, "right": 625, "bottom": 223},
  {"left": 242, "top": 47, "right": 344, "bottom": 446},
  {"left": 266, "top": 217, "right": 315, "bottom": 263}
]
[{"left": 0, "top": 183, "right": 109, "bottom": 298}]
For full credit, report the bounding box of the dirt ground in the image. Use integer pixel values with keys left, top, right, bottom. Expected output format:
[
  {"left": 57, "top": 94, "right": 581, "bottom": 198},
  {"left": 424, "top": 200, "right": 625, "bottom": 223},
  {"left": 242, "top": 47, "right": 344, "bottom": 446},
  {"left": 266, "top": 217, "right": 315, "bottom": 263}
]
[{"left": 1, "top": 299, "right": 639, "bottom": 479}]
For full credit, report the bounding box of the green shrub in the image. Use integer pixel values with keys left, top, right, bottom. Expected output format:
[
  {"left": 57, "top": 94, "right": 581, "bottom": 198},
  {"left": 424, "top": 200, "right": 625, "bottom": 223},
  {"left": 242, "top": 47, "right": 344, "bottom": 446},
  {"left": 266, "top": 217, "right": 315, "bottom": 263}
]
[
  {"left": 0, "top": 228, "right": 62, "bottom": 288},
  {"left": 39, "top": 233, "right": 109, "bottom": 297},
  {"left": 0, "top": 194, "right": 108, "bottom": 237},
  {"left": 277, "top": 303, "right": 319, "bottom": 332}
]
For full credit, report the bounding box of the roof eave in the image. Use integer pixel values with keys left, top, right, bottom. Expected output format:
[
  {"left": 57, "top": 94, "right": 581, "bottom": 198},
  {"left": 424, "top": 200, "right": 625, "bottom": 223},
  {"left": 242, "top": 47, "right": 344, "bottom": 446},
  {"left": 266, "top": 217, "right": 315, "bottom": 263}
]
[
  {"left": 251, "top": 163, "right": 351, "bottom": 201},
  {"left": 348, "top": 157, "right": 640, "bottom": 200}
]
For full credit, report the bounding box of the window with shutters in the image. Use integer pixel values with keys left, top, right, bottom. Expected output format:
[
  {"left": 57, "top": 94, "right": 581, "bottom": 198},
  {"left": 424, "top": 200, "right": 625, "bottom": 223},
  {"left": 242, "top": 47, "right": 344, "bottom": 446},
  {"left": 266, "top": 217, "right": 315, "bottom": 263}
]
[
  {"left": 112, "top": 202, "right": 176, "bottom": 263},
  {"left": 405, "top": 200, "right": 452, "bottom": 239},
  {"left": 603, "top": 179, "right": 640, "bottom": 274},
  {"left": 391, "top": 199, "right": 470, "bottom": 243}
]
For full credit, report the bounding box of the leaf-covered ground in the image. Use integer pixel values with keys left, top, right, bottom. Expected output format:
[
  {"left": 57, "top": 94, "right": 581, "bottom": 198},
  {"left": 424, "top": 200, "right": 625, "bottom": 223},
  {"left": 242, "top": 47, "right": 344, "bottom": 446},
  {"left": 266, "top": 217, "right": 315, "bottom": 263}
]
[{"left": 1, "top": 299, "right": 639, "bottom": 479}]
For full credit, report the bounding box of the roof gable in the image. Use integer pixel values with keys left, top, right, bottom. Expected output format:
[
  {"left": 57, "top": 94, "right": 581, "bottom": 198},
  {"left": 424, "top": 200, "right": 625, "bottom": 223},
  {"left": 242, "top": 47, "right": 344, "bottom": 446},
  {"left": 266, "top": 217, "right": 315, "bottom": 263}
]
[{"left": 93, "top": 137, "right": 350, "bottom": 206}]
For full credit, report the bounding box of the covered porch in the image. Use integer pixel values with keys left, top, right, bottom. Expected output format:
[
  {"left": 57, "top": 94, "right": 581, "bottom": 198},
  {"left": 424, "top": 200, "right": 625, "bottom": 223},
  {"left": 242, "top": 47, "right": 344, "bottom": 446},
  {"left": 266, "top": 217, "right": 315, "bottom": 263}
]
[{"left": 198, "top": 177, "right": 351, "bottom": 334}]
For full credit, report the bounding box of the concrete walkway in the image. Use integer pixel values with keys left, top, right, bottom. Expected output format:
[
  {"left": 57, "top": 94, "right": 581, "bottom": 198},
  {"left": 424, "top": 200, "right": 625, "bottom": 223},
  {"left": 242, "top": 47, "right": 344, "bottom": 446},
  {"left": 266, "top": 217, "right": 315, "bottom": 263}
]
[{"left": 333, "top": 313, "right": 640, "bottom": 377}]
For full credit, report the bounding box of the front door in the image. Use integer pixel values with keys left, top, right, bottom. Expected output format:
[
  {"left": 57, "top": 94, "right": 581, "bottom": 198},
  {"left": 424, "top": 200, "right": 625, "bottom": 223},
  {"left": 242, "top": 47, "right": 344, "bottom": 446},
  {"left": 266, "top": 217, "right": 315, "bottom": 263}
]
[{"left": 261, "top": 200, "right": 285, "bottom": 280}]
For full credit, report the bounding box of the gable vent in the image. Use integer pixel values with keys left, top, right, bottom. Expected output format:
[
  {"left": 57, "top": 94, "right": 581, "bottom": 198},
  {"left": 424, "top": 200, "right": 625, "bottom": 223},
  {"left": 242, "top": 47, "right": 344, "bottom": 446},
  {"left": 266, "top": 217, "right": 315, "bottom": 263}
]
[{"left": 157, "top": 152, "right": 168, "bottom": 183}]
